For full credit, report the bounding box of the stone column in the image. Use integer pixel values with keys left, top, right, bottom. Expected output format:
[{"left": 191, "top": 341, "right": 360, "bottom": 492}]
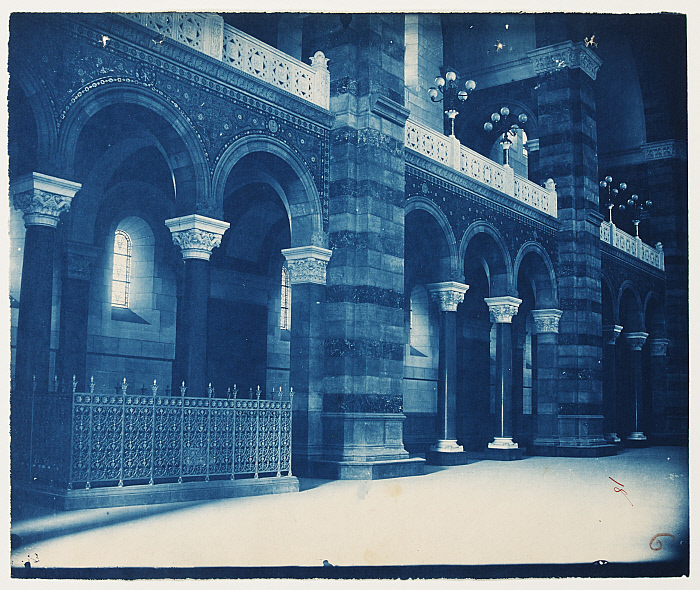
[
  {"left": 531, "top": 309, "right": 563, "bottom": 455},
  {"left": 649, "top": 338, "right": 670, "bottom": 442},
  {"left": 484, "top": 296, "right": 523, "bottom": 459},
  {"left": 602, "top": 325, "right": 623, "bottom": 443},
  {"left": 56, "top": 242, "right": 100, "bottom": 393},
  {"left": 281, "top": 246, "right": 332, "bottom": 475},
  {"left": 530, "top": 42, "right": 610, "bottom": 456},
  {"left": 11, "top": 172, "right": 81, "bottom": 480},
  {"left": 624, "top": 332, "right": 649, "bottom": 442},
  {"left": 166, "top": 215, "right": 229, "bottom": 397},
  {"left": 425, "top": 281, "right": 469, "bottom": 465}
]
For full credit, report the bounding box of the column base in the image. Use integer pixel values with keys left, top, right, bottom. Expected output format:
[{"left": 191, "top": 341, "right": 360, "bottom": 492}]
[
  {"left": 605, "top": 433, "right": 621, "bottom": 443},
  {"left": 430, "top": 439, "right": 464, "bottom": 452},
  {"left": 627, "top": 431, "right": 647, "bottom": 441},
  {"left": 555, "top": 444, "right": 618, "bottom": 457},
  {"left": 488, "top": 437, "right": 519, "bottom": 449},
  {"left": 425, "top": 450, "right": 469, "bottom": 466},
  {"left": 484, "top": 446, "right": 525, "bottom": 461},
  {"left": 309, "top": 457, "right": 426, "bottom": 480},
  {"left": 625, "top": 433, "right": 649, "bottom": 448}
]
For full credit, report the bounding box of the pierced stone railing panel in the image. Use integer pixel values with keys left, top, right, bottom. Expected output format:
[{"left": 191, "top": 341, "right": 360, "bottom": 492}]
[
  {"left": 118, "top": 13, "right": 329, "bottom": 109},
  {"left": 600, "top": 221, "right": 664, "bottom": 271},
  {"left": 405, "top": 118, "right": 557, "bottom": 218}
]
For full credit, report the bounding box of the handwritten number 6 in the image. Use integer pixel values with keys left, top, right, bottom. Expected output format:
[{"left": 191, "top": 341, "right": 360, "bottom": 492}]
[{"left": 649, "top": 533, "right": 675, "bottom": 551}]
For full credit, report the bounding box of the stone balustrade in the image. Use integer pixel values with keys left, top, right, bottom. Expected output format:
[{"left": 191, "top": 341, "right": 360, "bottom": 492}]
[
  {"left": 405, "top": 118, "right": 557, "bottom": 218},
  {"left": 119, "top": 12, "right": 330, "bottom": 110},
  {"left": 600, "top": 221, "right": 665, "bottom": 271}
]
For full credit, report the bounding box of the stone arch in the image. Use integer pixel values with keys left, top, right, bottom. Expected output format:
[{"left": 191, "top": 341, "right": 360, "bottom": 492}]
[
  {"left": 405, "top": 196, "right": 460, "bottom": 282},
  {"left": 57, "top": 83, "right": 210, "bottom": 215},
  {"left": 513, "top": 241, "right": 558, "bottom": 309},
  {"left": 8, "top": 59, "right": 58, "bottom": 177},
  {"left": 459, "top": 221, "right": 513, "bottom": 297},
  {"left": 212, "top": 135, "right": 324, "bottom": 248},
  {"left": 618, "top": 281, "right": 645, "bottom": 333}
]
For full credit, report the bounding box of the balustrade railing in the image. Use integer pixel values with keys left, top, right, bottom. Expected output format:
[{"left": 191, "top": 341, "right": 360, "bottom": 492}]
[
  {"left": 30, "top": 379, "right": 294, "bottom": 490},
  {"left": 599, "top": 221, "right": 664, "bottom": 271},
  {"left": 118, "top": 13, "right": 330, "bottom": 109},
  {"left": 405, "top": 118, "right": 557, "bottom": 218}
]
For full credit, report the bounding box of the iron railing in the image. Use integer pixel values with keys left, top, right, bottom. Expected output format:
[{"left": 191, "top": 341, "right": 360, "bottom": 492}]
[{"left": 29, "top": 379, "right": 293, "bottom": 490}]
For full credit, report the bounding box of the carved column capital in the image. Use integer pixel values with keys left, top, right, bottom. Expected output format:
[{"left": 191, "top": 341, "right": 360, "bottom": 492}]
[
  {"left": 531, "top": 309, "right": 563, "bottom": 334},
  {"left": 624, "top": 331, "right": 649, "bottom": 352},
  {"left": 527, "top": 41, "right": 603, "bottom": 80},
  {"left": 484, "top": 296, "right": 522, "bottom": 324},
  {"left": 602, "top": 324, "right": 624, "bottom": 346},
  {"left": 649, "top": 338, "right": 670, "bottom": 357},
  {"left": 281, "top": 246, "right": 333, "bottom": 285},
  {"left": 63, "top": 242, "right": 101, "bottom": 281},
  {"left": 11, "top": 172, "right": 81, "bottom": 228},
  {"left": 426, "top": 281, "right": 469, "bottom": 312},
  {"left": 165, "top": 214, "right": 230, "bottom": 261}
]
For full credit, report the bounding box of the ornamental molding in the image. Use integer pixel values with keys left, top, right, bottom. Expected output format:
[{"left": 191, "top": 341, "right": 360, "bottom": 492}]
[
  {"left": 602, "top": 324, "right": 624, "bottom": 345},
  {"left": 641, "top": 140, "right": 688, "bottom": 162},
  {"left": 426, "top": 281, "right": 469, "bottom": 312},
  {"left": 531, "top": 309, "right": 563, "bottom": 334},
  {"left": 527, "top": 41, "right": 603, "bottom": 80},
  {"left": 649, "top": 338, "right": 670, "bottom": 357},
  {"left": 165, "top": 214, "right": 230, "bottom": 260},
  {"left": 484, "top": 296, "right": 522, "bottom": 324},
  {"left": 281, "top": 246, "right": 332, "bottom": 285},
  {"left": 624, "top": 331, "right": 649, "bottom": 351},
  {"left": 11, "top": 172, "right": 82, "bottom": 228}
]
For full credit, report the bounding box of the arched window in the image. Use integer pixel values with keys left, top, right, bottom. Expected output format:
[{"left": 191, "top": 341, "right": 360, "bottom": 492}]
[
  {"left": 280, "top": 265, "right": 291, "bottom": 331},
  {"left": 112, "top": 229, "right": 131, "bottom": 307}
]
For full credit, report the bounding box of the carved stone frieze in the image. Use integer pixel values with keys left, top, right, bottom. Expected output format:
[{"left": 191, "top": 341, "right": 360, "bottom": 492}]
[
  {"left": 63, "top": 242, "right": 100, "bottom": 281},
  {"left": 531, "top": 309, "right": 563, "bottom": 334},
  {"left": 484, "top": 296, "right": 522, "bottom": 324},
  {"left": 10, "top": 172, "right": 82, "bottom": 228},
  {"left": 427, "top": 281, "right": 469, "bottom": 312},
  {"left": 281, "top": 246, "right": 333, "bottom": 285},
  {"left": 165, "top": 214, "right": 230, "bottom": 261},
  {"left": 641, "top": 140, "right": 688, "bottom": 162}
]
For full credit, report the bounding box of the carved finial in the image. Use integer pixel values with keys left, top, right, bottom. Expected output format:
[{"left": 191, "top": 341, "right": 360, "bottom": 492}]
[
  {"left": 180, "top": 381, "right": 187, "bottom": 396},
  {"left": 152, "top": 379, "right": 158, "bottom": 396},
  {"left": 289, "top": 387, "right": 294, "bottom": 402},
  {"left": 208, "top": 383, "right": 214, "bottom": 398},
  {"left": 121, "top": 377, "right": 128, "bottom": 395},
  {"left": 256, "top": 385, "right": 261, "bottom": 400},
  {"left": 655, "top": 242, "right": 664, "bottom": 252},
  {"left": 54, "top": 374, "right": 58, "bottom": 393},
  {"left": 249, "top": 387, "right": 253, "bottom": 399},
  {"left": 227, "top": 387, "right": 231, "bottom": 400},
  {"left": 72, "top": 375, "right": 78, "bottom": 394},
  {"left": 32, "top": 375, "right": 36, "bottom": 394},
  {"left": 233, "top": 384, "right": 238, "bottom": 400},
  {"left": 545, "top": 178, "right": 556, "bottom": 191},
  {"left": 279, "top": 386, "right": 283, "bottom": 400},
  {"left": 310, "top": 50, "right": 329, "bottom": 70},
  {"left": 89, "top": 376, "right": 95, "bottom": 394}
]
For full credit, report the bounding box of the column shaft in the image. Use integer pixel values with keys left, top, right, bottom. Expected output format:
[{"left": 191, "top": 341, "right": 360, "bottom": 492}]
[
  {"left": 495, "top": 322, "right": 514, "bottom": 440},
  {"left": 436, "top": 310, "right": 457, "bottom": 441}
]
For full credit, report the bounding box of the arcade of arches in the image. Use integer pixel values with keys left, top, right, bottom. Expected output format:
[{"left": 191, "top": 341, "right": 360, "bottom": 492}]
[{"left": 8, "top": 13, "right": 686, "bottom": 503}]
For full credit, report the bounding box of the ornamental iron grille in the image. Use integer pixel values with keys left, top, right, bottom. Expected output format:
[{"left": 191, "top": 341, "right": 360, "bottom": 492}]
[{"left": 31, "top": 380, "right": 294, "bottom": 490}]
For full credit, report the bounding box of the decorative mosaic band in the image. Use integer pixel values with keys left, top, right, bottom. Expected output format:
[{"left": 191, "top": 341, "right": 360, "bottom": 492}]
[{"left": 323, "top": 393, "right": 403, "bottom": 414}]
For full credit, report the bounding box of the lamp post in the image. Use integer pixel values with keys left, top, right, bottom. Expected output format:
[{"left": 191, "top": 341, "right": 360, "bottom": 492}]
[
  {"left": 483, "top": 106, "right": 527, "bottom": 167},
  {"left": 619, "top": 192, "right": 653, "bottom": 237},
  {"left": 428, "top": 70, "right": 476, "bottom": 137},
  {"left": 599, "top": 176, "right": 627, "bottom": 224}
]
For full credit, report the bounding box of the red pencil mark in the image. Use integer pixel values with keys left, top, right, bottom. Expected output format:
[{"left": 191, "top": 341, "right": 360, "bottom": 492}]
[
  {"left": 649, "top": 533, "right": 675, "bottom": 551},
  {"left": 609, "top": 476, "right": 633, "bottom": 505}
]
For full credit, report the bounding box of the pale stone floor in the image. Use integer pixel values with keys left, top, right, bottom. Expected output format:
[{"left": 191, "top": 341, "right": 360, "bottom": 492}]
[{"left": 8, "top": 447, "right": 691, "bottom": 578}]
